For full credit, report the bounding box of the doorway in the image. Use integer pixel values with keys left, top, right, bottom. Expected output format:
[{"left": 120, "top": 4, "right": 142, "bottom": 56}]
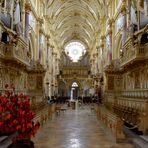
[{"left": 71, "top": 82, "right": 79, "bottom": 100}]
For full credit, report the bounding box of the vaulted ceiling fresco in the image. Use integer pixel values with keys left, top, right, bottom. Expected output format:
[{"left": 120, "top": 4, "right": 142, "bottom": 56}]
[{"left": 46, "top": 0, "right": 107, "bottom": 51}]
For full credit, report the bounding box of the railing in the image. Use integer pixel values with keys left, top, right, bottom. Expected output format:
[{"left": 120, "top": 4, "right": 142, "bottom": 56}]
[
  {"left": 105, "top": 89, "right": 148, "bottom": 99},
  {"left": 0, "top": 37, "right": 30, "bottom": 66},
  {"left": 120, "top": 39, "right": 147, "bottom": 67},
  {"left": 121, "top": 89, "right": 148, "bottom": 98},
  {"left": 120, "top": 24, "right": 148, "bottom": 67}
]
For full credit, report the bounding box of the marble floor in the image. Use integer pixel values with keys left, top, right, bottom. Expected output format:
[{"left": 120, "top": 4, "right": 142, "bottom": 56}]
[{"left": 32, "top": 105, "right": 134, "bottom": 148}]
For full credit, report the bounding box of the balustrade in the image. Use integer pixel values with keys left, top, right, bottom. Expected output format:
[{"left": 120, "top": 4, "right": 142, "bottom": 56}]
[
  {"left": 121, "top": 89, "right": 148, "bottom": 98},
  {"left": 105, "top": 89, "right": 148, "bottom": 98},
  {"left": 120, "top": 24, "right": 148, "bottom": 67},
  {"left": 120, "top": 38, "right": 147, "bottom": 67},
  {"left": 0, "top": 37, "right": 30, "bottom": 66}
]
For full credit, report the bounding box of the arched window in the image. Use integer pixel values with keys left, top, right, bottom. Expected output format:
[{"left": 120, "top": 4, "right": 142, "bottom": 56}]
[
  {"left": 1, "top": 32, "right": 10, "bottom": 43},
  {"left": 65, "top": 42, "right": 86, "bottom": 62},
  {"left": 72, "top": 82, "right": 78, "bottom": 87},
  {"left": 2, "top": 0, "right": 5, "bottom": 8},
  {"left": 29, "top": 13, "right": 36, "bottom": 30},
  {"left": 14, "top": 2, "right": 21, "bottom": 24}
]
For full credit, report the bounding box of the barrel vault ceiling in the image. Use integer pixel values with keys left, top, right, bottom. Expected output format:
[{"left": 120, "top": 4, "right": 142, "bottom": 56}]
[{"left": 46, "top": 0, "right": 106, "bottom": 52}]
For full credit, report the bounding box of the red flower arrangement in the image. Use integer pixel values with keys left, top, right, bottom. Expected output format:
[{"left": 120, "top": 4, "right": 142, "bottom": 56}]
[{"left": 0, "top": 84, "right": 40, "bottom": 142}]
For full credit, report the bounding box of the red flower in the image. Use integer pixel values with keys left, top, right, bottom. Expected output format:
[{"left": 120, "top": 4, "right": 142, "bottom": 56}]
[
  {"left": 4, "top": 114, "right": 12, "bottom": 120},
  {"left": 0, "top": 121, "right": 4, "bottom": 126},
  {"left": 27, "top": 123, "right": 32, "bottom": 128},
  {"left": 10, "top": 84, "right": 14, "bottom": 89},
  {"left": 0, "top": 84, "right": 40, "bottom": 141},
  {"left": 16, "top": 125, "right": 21, "bottom": 130},
  {"left": 5, "top": 84, "right": 9, "bottom": 88},
  {"left": 12, "top": 119, "right": 18, "bottom": 125}
]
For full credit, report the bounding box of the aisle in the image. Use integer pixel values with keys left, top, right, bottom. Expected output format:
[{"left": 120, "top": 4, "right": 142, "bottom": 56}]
[{"left": 32, "top": 105, "right": 133, "bottom": 148}]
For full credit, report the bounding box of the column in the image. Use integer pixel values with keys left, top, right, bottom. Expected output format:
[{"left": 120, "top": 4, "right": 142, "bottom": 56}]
[
  {"left": 51, "top": 83, "right": 54, "bottom": 96},
  {"left": 95, "top": 53, "right": 99, "bottom": 75},
  {"left": 46, "top": 82, "right": 49, "bottom": 96},
  {"left": 46, "top": 43, "right": 49, "bottom": 68},
  {"left": 57, "top": 59, "right": 60, "bottom": 75},
  {"left": 107, "top": 33, "right": 112, "bottom": 64},
  {"left": 92, "top": 59, "right": 95, "bottom": 75},
  {"left": 55, "top": 58, "right": 58, "bottom": 75},
  {"left": 46, "top": 39, "right": 51, "bottom": 68},
  {"left": 93, "top": 54, "right": 97, "bottom": 75},
  {"left": 106, "top": 19, "right": 112, "bottom": 64},
  {"left": 38, "top": 32, "right": 44, "bottom": 63},
  {"left": 53, "top": 52, "right": 57, "bottom": 95},
  {"left": 51, "top": 51, "right": 54, "bottom": 96},
  {"left": 127, "top": 0, "right": 131, "bottom": 29},
  {"left": 39, "top": 34, "right": 42, "bottom": 63},
  {"left": 49, "top": 45, "right": 53, "bottom": 71},
  {"left": 144, "top": 0, "right": 148, "bottom": 16},
  {"left": 25, "top": 3, "right": 31, "bottom": 39},
  {"left": 90, "top": 59, "right": 93, "bottom": 76},
  {"left": 53, "top": 52, "right": 57, "bottom": 77},
  {"left": 5, "top": 0, "right": 14, "bottom": 29},
  {"left": 120, "top": 4, "right": 127, "bottom": 47},
  {"left": 51, "top": 48, "right": 54, "bottom": 97},
  {"left": 21, "top": 1, "right": 25, "bottom": 36},
  {"left": 100, "top": 44, "right": 104, "bottom": 76}
]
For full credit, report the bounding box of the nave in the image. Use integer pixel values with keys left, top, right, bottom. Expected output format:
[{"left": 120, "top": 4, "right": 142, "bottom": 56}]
[
  {"left": 0, "top": 0, "right": 148, "bottom": 147},
  {"left": 32, "top": 105, "right": 133, "bottom": 148}
]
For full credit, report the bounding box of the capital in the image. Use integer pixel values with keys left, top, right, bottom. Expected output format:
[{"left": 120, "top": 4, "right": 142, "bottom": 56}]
[
  {"left": 25, "top": 3, "right": 31, "bottom": 13},
  {"left": 100, "top": 43, "right": 104, "bottom": 48},
  {"left": 120, "top": 3, "right": 126, "bottom": 15},
  {"left": 106, "top": 29, "right": 112, "bottom": 35}
]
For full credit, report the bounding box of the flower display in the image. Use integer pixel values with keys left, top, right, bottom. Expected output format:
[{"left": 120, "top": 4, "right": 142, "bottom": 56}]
[{"left": 0, "top": 84, "right": 40, "bottom": 141}]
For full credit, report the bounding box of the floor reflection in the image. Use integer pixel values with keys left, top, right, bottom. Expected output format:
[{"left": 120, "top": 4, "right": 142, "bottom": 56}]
[{"left": 32, "top": 105, "right": 134, "bottom": 148}]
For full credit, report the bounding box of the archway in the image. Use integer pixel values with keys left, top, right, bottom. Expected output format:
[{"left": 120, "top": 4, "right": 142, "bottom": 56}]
[
  {"left": 58, "top": 80, "right": 67, "bottom": 97},
  {"left": 71, "top": 82, "right": 79, "bottom": 100}
]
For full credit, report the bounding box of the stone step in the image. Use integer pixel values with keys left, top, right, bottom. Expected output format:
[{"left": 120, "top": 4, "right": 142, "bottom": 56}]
[
  {"left": 133, "top": 138, "right": 148, "bottom": 148},
  {"left": 0, "top": 136, "right": 8, "bottom": 143},
  {"left": 140, "top": 135, "right": 148, "bottom": 143}
]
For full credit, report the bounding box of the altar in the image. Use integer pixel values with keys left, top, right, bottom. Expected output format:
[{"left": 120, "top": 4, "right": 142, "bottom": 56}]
[{"left": 69, "top": 100, "right": 78, "bottom": 110}]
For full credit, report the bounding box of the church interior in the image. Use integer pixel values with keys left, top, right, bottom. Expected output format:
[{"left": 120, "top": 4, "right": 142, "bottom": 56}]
[{"left": 0, "top": 0, "right": 148, "bottom": 147}]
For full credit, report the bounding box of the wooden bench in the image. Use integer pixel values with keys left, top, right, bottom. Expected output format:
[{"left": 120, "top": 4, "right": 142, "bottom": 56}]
[
  {"left": 95, "top": 105, "right": 125, "bottom": 142},
  {"left": 55, "top": 106, "right": 61, "bottom": 115},
  {"left": 60, "top": 108, "right": 67, "bottom": 113}
]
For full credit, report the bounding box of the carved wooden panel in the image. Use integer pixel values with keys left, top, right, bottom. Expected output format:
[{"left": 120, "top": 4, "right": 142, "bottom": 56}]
[
  {"left": 36, "top": 76, "right": 43, "bottom": 89},
  {"left": 28, "top": 75, "right": 36, "bottom": 90},
  {"left": 134, "top": 71, "right": 140, "bottom": 89},
  {"left": 108, "top": 76, "right": 114, "bottom": 90}
]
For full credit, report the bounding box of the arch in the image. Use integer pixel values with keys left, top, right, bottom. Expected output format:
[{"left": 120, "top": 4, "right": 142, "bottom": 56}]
[
  {"left": 58, "top": 80, "right": 68, "bottom": 96},
  {"left": 68, "top": 79, "right": 82, "bottom": 90},
  {"left": 72, "top": 82, "right": 79, "bottom": 87},
  {"left": 82, "top": 80, "right": 91, "bottom": 91},
  {"left": 14, "top": 2, "right": 21, "bottom": 24},
  {"left": 51, "top": 2, "right": 96, "bottom": 23},
  {"left": 61, "top": 34, "right": 90, "bottom": 49}
]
